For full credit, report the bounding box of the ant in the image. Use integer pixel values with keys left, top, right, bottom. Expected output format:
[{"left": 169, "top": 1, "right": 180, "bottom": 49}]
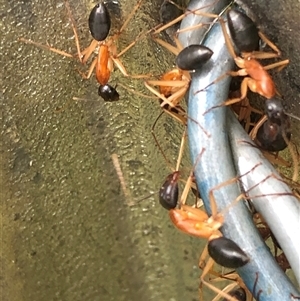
[
  {"left": 197, "top": 8, "right": 290, "bottom": 112},
  {"left": 144, "top": 1, "right": 220, "bottom": 123},
  {"left": 249, "top": 98, "right": 299, "bottom": 182},
  {"left": 145, "top": 32, "right": 213, "bottom": 121},
  {"left": 144, "top": 6, "right": 217, "bottom": 150},
  {"left": 250, "top": 98, "right": 291, "bottom": 152},
  {"left": 158, "top": 146, "right": 260, "bottom": 300},
  {"left": 20, "top": 0, "right": 149, "bottom": 101},
  {"left": 158, "top": 127, "right": 203, "bottom": 211}
]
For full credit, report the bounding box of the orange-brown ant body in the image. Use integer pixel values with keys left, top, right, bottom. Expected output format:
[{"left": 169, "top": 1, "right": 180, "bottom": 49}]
[
  {"left": 158, "top": 143, "right": 252, "bottom": 301},
  {"left": 198, "top": 9, "right": 289, "bottom": 110},
  {"left": 144, "top": 3, "right": 216, "bottom": 124},
  {"left": 20, "top": 0, "right": 148, "bottom": 101},
  {"left": 223, "top": 9, "right": 289, "bottom": 104}
]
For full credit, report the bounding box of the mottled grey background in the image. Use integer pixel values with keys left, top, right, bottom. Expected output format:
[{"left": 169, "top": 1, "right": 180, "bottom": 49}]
[
  {"left": 0, "top": 1, "right": 299, "bottom": 301},
  {"left": 1, "top": 0, "right": 207, "bottom": 300}
]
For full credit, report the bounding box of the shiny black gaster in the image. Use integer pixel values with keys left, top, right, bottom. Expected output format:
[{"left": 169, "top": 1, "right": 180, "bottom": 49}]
[
  {"left": 256, "top": 121, "right": 291, "bottom": 151},
  {"left": 208, "top": 237, "right": 249, "bottom": 268},
  {"left": 159, "top": 172, "right": 179, "bottom": 210},
  {"left": 176, "top": 45, "right": 213, "bottom": 71},
  {"left": 227, "top": 9, "right": 259, "bottom": 53},
  {"left": 89, "top": 3, "right": 111, "bottom": 41}
]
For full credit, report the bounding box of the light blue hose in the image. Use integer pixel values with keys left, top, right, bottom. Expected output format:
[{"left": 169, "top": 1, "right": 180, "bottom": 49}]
[
  {"left": 228, "top": 110, "right": 300, "bottom": 284},
  {"left": 178, "top": 0, "right": 300, "bottom": 299}
]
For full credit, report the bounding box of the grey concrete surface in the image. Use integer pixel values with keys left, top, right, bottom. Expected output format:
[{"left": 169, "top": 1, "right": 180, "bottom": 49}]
[
  {"left": 0, "top": 0, "right": 209, "bottom": 301},
  {"left": 0, "top": 0, "right": 299, "bottom": 301}
]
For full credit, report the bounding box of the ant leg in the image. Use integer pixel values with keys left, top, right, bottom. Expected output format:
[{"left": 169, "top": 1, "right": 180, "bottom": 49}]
[
  {"left": 111, "top": 57, "right": 151, "bottom": 79},
  {"left": 285, "top": 137, "right": 299, "bottom": 182},
  {"left": 219, "top": 17, "right": 238, "bottom": 59},
  {"left": 153, "top": 0, "right": 219, "bottom": 36},
  {"left": 162, "top": 108, "right": 187, "bottom": 126},
  {"left": 178, "top": 147, "right": 206, "bottom": 206},
  {"left": 77, "top": 57, "right": 97, "bottom": 79},
  {"left": 198, "top": 243, "right": 209, "bottom": 269},
  {"left": 19, "top": 38, "right": 73, "bottom": 58},
  {"left": 107, "top": 0, "right": 151, "bottom": 61},
  {"left": 193, "top": 72, "right": 230, "bottom": 95},
  {"left": 262, "top": 151, "right": 292, "bottom": 168},
  {"left": 115, "top": 83, "right": 157, "bottom": 100},
  {"left": 175, "top": 128, "right": 187, "bottom": 172},
  {"left": 160, "top": 85, "right": 189, "bottom": 108},
  {"left": 249, "top": 115, "right": 267, "bottom": 140},
  {"left": 210, "top": 272, "right": 251, "bottom": 301},
  {"left": 232, "top": 96, "right": 263, "bottom": 132},
  {"left": 116, "top": 26, "right": 154, "bottom": 59},
  {"left": 200, "top": 258, "right": 239, "bottom": 301},
  {"left": 144, "top": 81, "right": 187, "bottom": 111},
  {"left": 208, "top": 163, "right": 262, "bottom": 217},
  {"left": 247, "top": 30, "right": 288, "bottom": 60},
  {"left": 263, "top": 59, "right": 290, "bottom": 72},
  {"left": 258, "top": 31, "right": 282, "bottom": 56},
  {"left": 63, "top": 0, "right": 83, "bottom": 61},
  {"left": 118, "top": 0, "right": 144, "bottom": 35},
  {"left": 145, "top": 80, "right": 188, "bottom": 107},
  {"left": 202, "top": 77, "right": 250, "bottom": 115},
  {"left": 20, "top": 0, "right": 87, "bottom": 61},
  {"left": 153, "top": 37, "right": 181, "bottom": 56},
  {"left": 81, "top": 40, "right": 98, "bottom": 64}
]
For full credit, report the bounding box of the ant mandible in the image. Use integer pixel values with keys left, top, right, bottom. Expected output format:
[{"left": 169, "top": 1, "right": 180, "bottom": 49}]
[
  {"left": 197, "top": 9, "right": 290, "bottom": 111},
  {"left": 20, "top": 0, "right": 149, "bottom": 101}
]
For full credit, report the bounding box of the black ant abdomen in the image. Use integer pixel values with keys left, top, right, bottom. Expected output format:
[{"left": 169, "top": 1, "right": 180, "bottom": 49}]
[
  {"left": 227, "top": 9, "right": 260, "bottom": 53},
  {"left": 208, "top": 237, "right": 250, "bottom": 269},
  {"left": 175, "top": 45, "right": 213, "bottom": 71},
  {"left": 159, "top": 172, "right": 179, "bottom": 210},
  {"left": 89, "top": 3, "right": 111, "bottom": 42},
  {"left": 256, "top": 121, "right": 291, "bottom": 152}
]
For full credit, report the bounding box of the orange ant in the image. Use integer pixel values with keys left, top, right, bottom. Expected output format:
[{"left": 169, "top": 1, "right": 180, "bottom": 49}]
[
  {"left": 158, "top": 146, "right": 262, "bottom": 300},
  {"left": 20, "top": 0, "right": 150, "bottom": 101},
  {"left": 143, "top": 1, "right": 222, "bottom": 124},
  {"left": 196, "top": 8, "right": 289, "bottom": 111}
]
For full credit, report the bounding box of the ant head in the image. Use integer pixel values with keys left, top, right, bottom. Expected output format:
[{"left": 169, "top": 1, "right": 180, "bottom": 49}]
[
  {"left": 98, "top": 84, "right": 119, "bottom": 102},
  {"left": 265, "top": 98, "right": 284, "bottom": 122}
]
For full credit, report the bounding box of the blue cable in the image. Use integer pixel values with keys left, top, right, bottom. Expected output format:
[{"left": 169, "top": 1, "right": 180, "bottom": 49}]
[{"left": 178, "top": 0, "right": 300, "bottom": 299}]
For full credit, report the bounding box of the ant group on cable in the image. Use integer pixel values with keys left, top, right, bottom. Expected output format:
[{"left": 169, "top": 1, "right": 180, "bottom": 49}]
[{"left": 20, "top": 1, "right": 299, "bottom": 300}]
